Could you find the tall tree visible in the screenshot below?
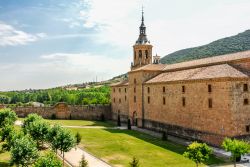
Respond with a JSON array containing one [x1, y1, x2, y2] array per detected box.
[[10, 134, 39, 167]]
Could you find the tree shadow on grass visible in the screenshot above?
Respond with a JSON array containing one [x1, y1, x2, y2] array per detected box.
[[0, 162, 11, 167], [104, 129, 225, 166]]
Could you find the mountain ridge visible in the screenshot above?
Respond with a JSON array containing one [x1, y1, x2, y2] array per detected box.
[[161, 30, 250, 64]]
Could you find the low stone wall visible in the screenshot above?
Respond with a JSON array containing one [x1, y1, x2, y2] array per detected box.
[[140, 118, 226, 146], [6, 103, 112, 121]]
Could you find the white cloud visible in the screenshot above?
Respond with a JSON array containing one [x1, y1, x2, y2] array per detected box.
[[0, 22, 46, 46], [0, 52, 130, 91], [82, 0, 250, 56]]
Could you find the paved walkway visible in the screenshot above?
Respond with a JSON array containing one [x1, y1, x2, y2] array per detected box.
[[14, 120, 112, 167], [58, 147, 112, 167]]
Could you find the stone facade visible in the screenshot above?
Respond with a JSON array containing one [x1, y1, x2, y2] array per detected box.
[[110, 12, 250, 146]]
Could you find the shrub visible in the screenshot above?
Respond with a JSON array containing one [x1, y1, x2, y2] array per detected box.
[[129, 157, 139, 167], [183, 142, 212, 167], [79, 155, 88, 167], [222, 138, 250, 167], [117, 114, 121, 127], [75, 132, 82, 145], [162, 131, 167, 141], [127, 118, 131, 130]]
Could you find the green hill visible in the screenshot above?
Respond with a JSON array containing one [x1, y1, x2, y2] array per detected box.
[[161, 30, 250, 64]]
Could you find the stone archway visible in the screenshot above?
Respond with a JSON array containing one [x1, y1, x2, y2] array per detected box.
[[54, 102, 70, 119]]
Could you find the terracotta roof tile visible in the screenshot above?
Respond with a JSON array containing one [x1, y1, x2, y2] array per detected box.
[[110, 80, 129, 87], [163, 50, 250, 72], [146, 64, 249, 84], [131, 64, 166, 72]]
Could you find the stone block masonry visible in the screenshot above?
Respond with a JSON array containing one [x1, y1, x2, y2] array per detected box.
[[5, 102, 112, 121]]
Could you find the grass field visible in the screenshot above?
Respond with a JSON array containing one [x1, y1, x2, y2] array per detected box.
[[69, 128, 224, 167], [9, 118, 225, 167], [18, 117, 115, 127]]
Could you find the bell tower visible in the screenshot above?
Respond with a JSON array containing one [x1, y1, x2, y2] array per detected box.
[[131, 8, 153, 70]]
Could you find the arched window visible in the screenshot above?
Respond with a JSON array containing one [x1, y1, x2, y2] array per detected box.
[[145, 50, 148, 59], [134, 51, 136, 60], [139, 50, 142, 58]]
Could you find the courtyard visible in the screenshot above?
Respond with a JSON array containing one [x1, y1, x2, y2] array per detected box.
[[1, 118, 224, 167]]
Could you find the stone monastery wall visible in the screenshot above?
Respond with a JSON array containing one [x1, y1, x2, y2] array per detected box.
[[6, 103, 112, 121]]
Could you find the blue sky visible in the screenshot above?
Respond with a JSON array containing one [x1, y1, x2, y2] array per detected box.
[[0, 0, 250, 90]]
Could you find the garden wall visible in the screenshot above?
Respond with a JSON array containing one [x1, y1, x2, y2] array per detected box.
[[5, 103, 112, 121]]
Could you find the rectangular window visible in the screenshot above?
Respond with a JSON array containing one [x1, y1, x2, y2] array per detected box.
[[163, 97, 166, 105], [246, 125, 250, 132], [134, 87, 136, 93], [134, 96, 136, 103], [148, 96, 150, 104], [125, 88, 127, 93], [113, 88, 115, 93], [113, 98, 115, 103], [182, 97, 186, 107], [134, 78, 136, 84], [182, 86, 185, 93], [244, 84, 248, 92], [244, 98, 249, 105], [208, 84, 212, 93], [148, 87, 150, 93], [163, 86, 165, 93], [208, 98, 213, 108], [119, 98, 121, 103], [119, 88, 121, 93], [125, 95, 127, 101]]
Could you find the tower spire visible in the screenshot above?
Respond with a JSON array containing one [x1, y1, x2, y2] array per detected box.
[[136, 6, 149, 44]]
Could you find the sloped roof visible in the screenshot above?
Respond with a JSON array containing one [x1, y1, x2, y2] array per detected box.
[[131, 64, 166, 72], [130, 50, 250, 73], [146, 64, 249, 84], [110, 80, 129, 87], [163, 50, 250, 72]]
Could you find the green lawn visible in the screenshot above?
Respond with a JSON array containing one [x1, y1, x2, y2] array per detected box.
[[18, 117, 115, 127], [45, 119, 115, 127], [69, 128, 224, 167]]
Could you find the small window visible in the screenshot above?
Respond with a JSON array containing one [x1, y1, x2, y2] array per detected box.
[[113, 98, 115, 103], [208, 98, 213, 108], [244, 98, 249, 105], [148, 87, 150, 93], [246, 125, 250, 132], [163, 97, 166, 105], [125, 95, 127, 101], [182, 86, 185, 93], [119, 98, 121, 103], [134, 87, 136, 93], [145, 50, 148, 59], [119, 88, 121, 93], [134, 78, 136, 84], [134, 51, 136, 59], [134, 96, 136, 103], [208, 84, 212, 93], [125, 88, 127, 93], [182, 97, 186, 107], [148, 96, 150, 104], [163, 86, 165, 93], [244, 84, 248, 92], [113, 88, 115, 93]]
